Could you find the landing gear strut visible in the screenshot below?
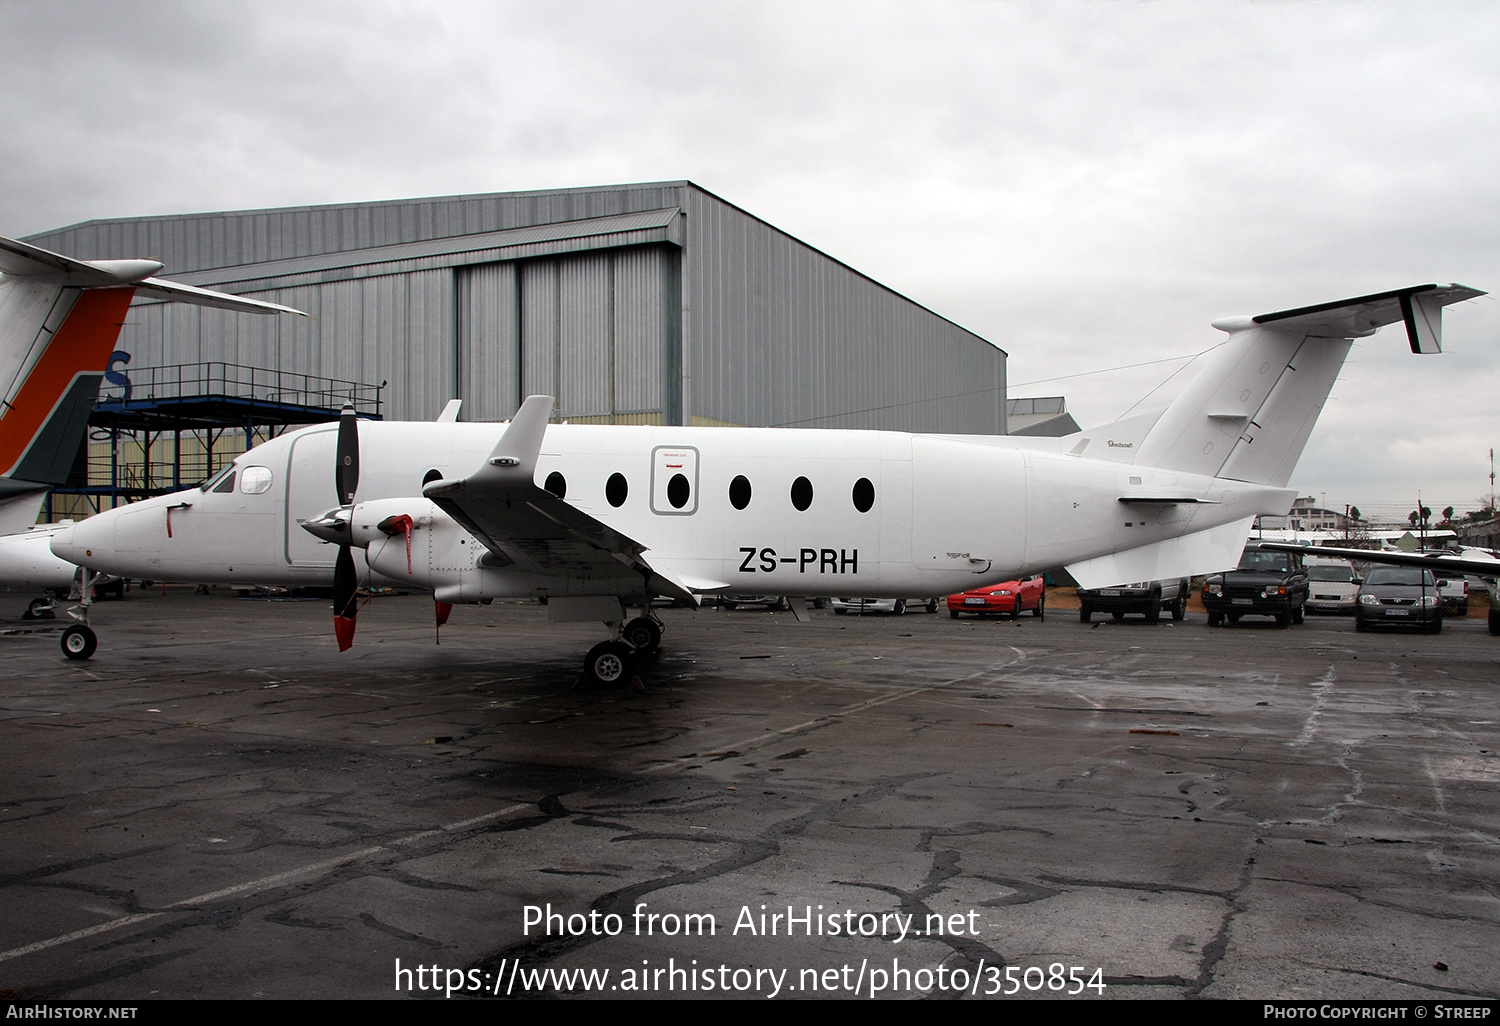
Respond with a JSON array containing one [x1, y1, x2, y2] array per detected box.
[[579, 602, 666, 689], [60, 568, 105, 660]]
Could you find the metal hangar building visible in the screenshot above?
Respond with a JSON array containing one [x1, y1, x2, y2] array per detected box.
[[25, 181, 1006, 434]]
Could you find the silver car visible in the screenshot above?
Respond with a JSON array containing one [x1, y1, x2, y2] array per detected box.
[[1355, 567, 1443, 633]]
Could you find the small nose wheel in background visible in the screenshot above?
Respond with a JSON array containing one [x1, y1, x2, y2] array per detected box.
[[61, 624, 97, 660]]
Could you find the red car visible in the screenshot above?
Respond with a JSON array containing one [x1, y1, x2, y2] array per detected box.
[[947, 576, 1046, 619]]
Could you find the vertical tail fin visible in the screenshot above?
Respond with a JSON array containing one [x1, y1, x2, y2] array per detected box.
[[1066, 284, 1484, 487]]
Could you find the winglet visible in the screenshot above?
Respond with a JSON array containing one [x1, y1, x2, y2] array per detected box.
[[485, 395, 553, 478]]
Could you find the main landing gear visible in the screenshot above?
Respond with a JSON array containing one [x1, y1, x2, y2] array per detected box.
[[580, 609, 665, 689]]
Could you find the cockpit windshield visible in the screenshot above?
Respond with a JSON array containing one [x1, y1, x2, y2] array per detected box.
[[201, 465, 235, 493]]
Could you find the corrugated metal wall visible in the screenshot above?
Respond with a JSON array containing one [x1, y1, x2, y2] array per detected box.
[[32, 183, 1004, 433], [682, 191, 1004, 433]]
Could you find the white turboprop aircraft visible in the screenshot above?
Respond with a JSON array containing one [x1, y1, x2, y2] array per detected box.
[[0, 234, 306, 621], [51, 283, 1482, 683]]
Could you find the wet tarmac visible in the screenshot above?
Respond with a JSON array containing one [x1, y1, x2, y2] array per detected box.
[[1, 587, 1497, 1000]]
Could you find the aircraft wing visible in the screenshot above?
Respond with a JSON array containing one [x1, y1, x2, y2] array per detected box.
[[1252, 283, 1484, 353], [1258, 542, 1500, 580], [422, 395, 699, 605]]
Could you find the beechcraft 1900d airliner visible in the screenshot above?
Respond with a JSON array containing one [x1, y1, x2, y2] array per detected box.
[[50, 283, 1482, 684]]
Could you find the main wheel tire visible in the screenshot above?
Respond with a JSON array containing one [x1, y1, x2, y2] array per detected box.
[[583, 640, 635, 689], [622, 616, 662, 655], [61, 624, 97, 661], [1080, 606, 1092, 623], [24, 597, 53, 620], [894, 599, 906, 615], [772, 597, 789, 612], [926, 598, 939, 613]]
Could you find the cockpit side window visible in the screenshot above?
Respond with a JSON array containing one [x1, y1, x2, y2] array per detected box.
[[201, 466, 235, 493], [240, 466, 273, 494], [212, 470, 238, 494]]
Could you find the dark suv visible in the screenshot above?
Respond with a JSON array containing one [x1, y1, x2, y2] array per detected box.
[[1202, 545, 1308, 628]]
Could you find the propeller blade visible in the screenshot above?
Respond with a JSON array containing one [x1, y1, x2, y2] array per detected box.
[[334, 543, 359, 651], [336, 404, 360, 506]]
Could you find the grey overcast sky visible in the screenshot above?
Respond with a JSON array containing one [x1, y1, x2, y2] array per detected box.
[[2, 0, 1495, 520]]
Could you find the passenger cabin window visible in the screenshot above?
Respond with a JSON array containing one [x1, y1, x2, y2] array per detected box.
[[729, 475, 751, 510], [544, 471, 567, 499], [606, 473, 628, 507], [667, 473, 690, 509], [240, 466, 273, 494], [791, 476, 813, 511], [852, 477, 875, 513]]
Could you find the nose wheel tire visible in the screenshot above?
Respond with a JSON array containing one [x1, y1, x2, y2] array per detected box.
[[622, 617, 662, 655], [61, 624, 97, 661], [583, 640, 636, 689]]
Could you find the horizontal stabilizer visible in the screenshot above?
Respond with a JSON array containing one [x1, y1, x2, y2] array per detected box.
[[1251, 283, 1483, 353], [1066, 516, 1256, 590], [0, 235, 161, 284], [132, 277, 309, 317]]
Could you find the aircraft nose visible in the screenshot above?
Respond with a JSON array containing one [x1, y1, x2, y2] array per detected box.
[[48, 523, 79, 564]]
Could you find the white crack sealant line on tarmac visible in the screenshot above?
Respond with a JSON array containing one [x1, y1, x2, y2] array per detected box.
[[662, 647, 1030, 769], [0, 802, 532, 964], [1290, 665, 1336, 748]]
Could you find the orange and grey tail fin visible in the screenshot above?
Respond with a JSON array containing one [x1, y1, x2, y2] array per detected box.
[[0, 235, 306, 491]]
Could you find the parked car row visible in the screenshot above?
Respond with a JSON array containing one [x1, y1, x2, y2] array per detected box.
[[713, 544, 1482, 636]]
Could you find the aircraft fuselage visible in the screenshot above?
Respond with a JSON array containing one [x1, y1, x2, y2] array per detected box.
[[53, 420, 1292, 600]]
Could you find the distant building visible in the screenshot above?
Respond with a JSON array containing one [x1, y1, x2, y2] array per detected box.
[[26, 182, 1006, 433], [1255, 496, 1352, 533]]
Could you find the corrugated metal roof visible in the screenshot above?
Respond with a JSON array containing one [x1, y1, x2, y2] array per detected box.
[[148, 208, 684, 294]]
